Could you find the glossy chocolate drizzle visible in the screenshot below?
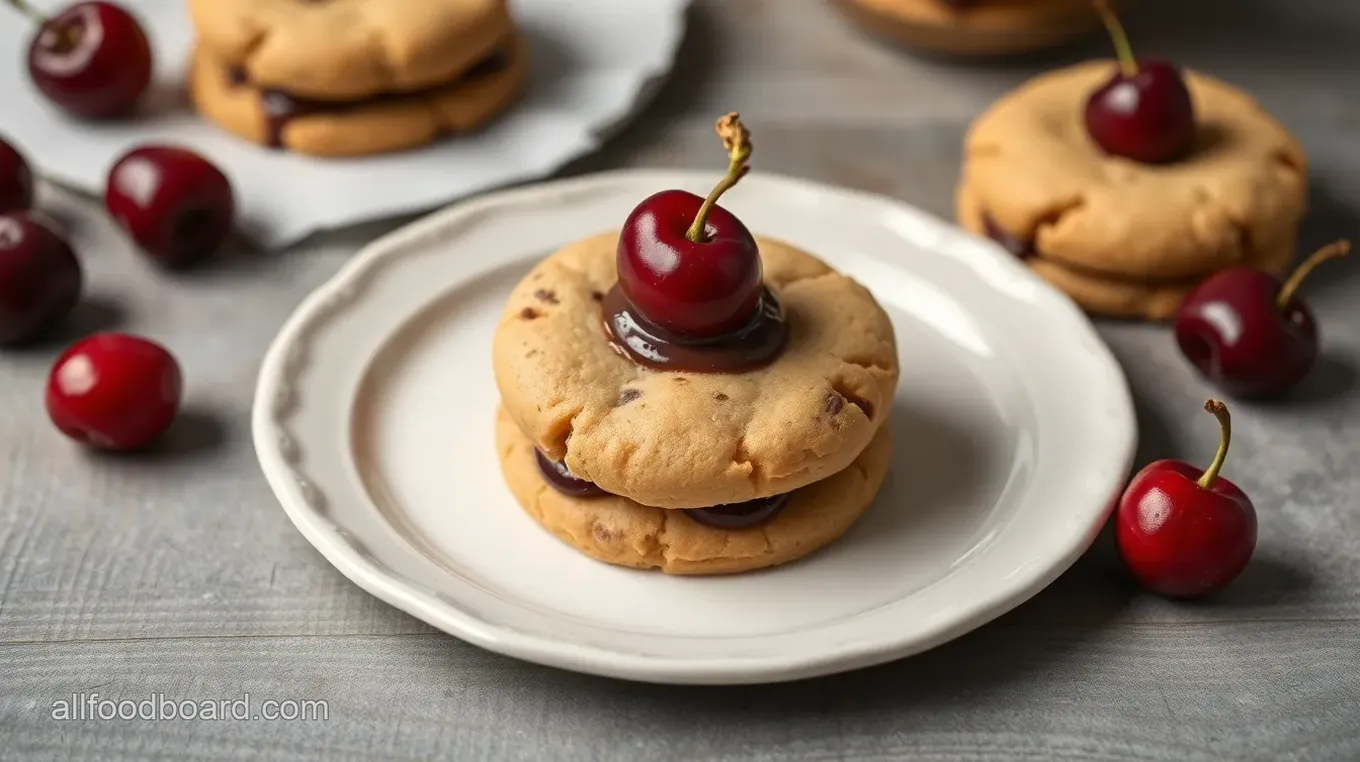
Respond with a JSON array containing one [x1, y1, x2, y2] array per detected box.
[[534, 450, 607, 498], [601, 284, 788, 374], [532, 452, 789, 530], [981, 213, 1037, 260], [225, 46, 510, 149]]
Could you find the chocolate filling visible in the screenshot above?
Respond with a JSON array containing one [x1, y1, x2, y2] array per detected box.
[[225, 45, 511, 148], [534, 450, 607, 498], [533, 452, 789, 530], [600, 284, 788, 374]]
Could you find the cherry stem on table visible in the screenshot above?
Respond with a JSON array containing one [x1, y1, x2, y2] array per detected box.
[[1277, 239, 1350, 309], [685, 112, 753, 244], [1092, 0, 1138, 79], [1196, 400, 1232, 490], [4, 0, 47, 24]]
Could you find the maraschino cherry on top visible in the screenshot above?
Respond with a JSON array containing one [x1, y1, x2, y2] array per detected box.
[[1084, 0, 1196, 164], [1116, 400, 1257, 599], [616, 113, 764, 340], [1176, 240, 1350, 398], [5, 0, 153, 118]]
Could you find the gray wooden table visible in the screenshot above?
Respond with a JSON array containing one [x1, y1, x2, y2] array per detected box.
[[3, 0, 1358, 759]]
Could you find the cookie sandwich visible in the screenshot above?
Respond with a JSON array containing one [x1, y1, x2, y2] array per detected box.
[[834, 0, 1106, 58], [187, 0, 527, 157], [492, 115, 900, 575], [956, 1, 1307, 320]]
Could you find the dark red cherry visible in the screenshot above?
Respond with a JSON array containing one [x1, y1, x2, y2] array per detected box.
[[105, 145, 236, 267], [0, 137, 35, 214], [1084, 1, 1195, 164], [1116, 400, 1257, 599], [1175, 241, 1348, 398], [616, 114, 762, 339], [18, 0, 154, 119], [0, 212, 82, 345], [46, 332, 182, 451]]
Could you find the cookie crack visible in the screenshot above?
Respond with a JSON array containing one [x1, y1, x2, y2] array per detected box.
[[239, 22, 269, 66], [364, 26, 400, 92], [1031, 195, 1086, 245], [838, 355, 895, 374], [656, 509, 675, 565], [731, 438, 761, 486], [548, 406, 586, 461], [829, 381, 874, 422], [1270, 147, 1305, 176]]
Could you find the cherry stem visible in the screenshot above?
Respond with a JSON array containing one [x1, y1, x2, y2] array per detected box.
[[1276, 239, 1350, 310], [1092, 0, 1137, 79], [1196, 400, 1231, 491], [685, 112, 753, 244], [5, 0, 47, 24]]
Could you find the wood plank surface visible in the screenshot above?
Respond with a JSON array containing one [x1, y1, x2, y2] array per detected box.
[[2, 0, 1358, 759]]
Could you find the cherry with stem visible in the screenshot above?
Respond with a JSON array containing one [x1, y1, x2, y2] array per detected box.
[[1115, 400, 1258, 599], [684, 115, 753, 244], [7, 0, 154, 119], [1175, 240, 1350, 398], [616, 113, 764, 339], [1083, 0, 1195, 164]]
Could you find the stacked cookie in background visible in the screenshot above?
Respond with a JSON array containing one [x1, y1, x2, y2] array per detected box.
[[491, 116, 901, 575], [954, 3, 1308, 321], [187, 0, 527, 157]]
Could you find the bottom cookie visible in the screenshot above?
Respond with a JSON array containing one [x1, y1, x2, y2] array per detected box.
[[189, 34, 529, 157], [955, 183, 1295, 320], [495, 406, 893, 575]]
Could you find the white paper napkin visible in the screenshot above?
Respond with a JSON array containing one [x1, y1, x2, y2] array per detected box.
[[0, 0, 691, 248]]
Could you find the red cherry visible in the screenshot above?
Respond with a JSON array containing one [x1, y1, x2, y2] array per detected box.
[[46, 332, 182, 451], [1175, 241, 1348, 398], [0, 212, 82, 345], [1116, 400, 1257, 599], [0, 136, 35, 213], [1084, 1, 1195, 164], [105, 145, 236, 267], [616, 113, 762, 339], [15, 0, 154, 119]]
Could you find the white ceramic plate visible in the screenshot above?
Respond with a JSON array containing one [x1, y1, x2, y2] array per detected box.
[[0, 0, 689, 247], [252, 169, 1137, 685]]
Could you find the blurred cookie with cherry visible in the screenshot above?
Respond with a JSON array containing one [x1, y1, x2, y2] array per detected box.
[[187, 0, 528, 157], [955, 1, 1307, 320]]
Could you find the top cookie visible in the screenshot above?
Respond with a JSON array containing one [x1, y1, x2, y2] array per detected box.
[[492, 231, 899, 510], [188, 0, 513, 100], [961, 60, 1307, 280]]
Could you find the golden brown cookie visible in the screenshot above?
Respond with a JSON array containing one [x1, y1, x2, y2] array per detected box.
[[188, 35, 527, 157], [491, 230, 899, 511], [832, 0, 1103, 57], [496, 406, 893, 575], [959, 59, 1307, 283], [956, 181, 1297, 320], [187, 0, 513, 101]]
